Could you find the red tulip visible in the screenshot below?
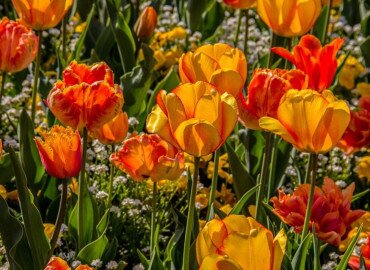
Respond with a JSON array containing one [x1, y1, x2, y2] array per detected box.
[[348, 234, 370, 270]]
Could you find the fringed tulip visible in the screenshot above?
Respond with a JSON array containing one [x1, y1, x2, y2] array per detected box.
[[47, 61, 124, 131], [238, 68, 308, 130], [259, 89, 350, 154], [223, 0, 256, 9], [134, 6, 157, 40], [179, 44, 247, 97], [348, 235, 370, 270], [272, 35, 344, 91], [12, 0, 73, 30], [257, 0, 322, 37], [271, 177, 365, 246], [35, 125, 82, 179], [146, 81, 238, 157], [0, 17, 38, 73], [111, 134, 184, 182], [90, 111, 129, 145], [196, 215, 287, 270]]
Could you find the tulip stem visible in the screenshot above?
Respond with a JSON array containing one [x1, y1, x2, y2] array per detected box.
[[150, 181, 157, 259], [48, 178, 68, 259], [255, 132, 273, 223], [62, 19, 67, 62], [78, 127, 88, 251], [107, 144, 115, 209], [267, 135, 278, 199], [321, 0, 333, 44], [31, 30, 43, 123], [182, 157, 200, 270], [301, 153, 318, 240], [206, 149, 220, 221], [0, 71, 6, 112], [234, 10, 243, 47], [244, 10, 249, 81]]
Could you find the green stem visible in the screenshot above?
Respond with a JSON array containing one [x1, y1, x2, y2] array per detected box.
[[244, 10, 249, 81], [107, 144, 115, 209], [321, 0, 333, 44], [62, 19, 67, 62], [255, 132, 273, 223], [182, 157, 200, 270], [267, 135, 278, 199], [150, 181, 157, 259], [0, 71, 6, 112], [301, 153, 318, 239], [48, 178, 68, 259], [78, 127, 88, 251], [234, 10, 243, 47], [31, 31, 43, 122], [304, 153, 314, 184], [206, 150, 220, 221], [267, 33, 278, 67]]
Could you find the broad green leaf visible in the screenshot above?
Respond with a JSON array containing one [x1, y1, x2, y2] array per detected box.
[[137, 249, 150, 268], [77, 231, 109, 263], [97, 209, 109, 236], [360, 36, 370, 67], [229, 185, 260, 215], [148, 250, 165, 270], [186, 0, 207, 32], [312, 230, 322, 270], [0, 153, 14, 184], [101, 237, 118, 265], [291, 233, 313, 270], [202, 1, 225, 40], [336, 224, 363, 270], [361, 11, 370, 36]]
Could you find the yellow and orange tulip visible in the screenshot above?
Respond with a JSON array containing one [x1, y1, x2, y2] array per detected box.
[[134, 6, 157, 40], [44, 257, 70, 270], [179, 44, 247, 97], [111, 134, 184, 182], [35, 125, 82, 179], [146, 82, 238, 157], [0, 17, 38, 73], [321, 0, 342, 6], [257, 0, 322, 37], [196, 215, 287, 270], [223, 0, 256, 9], [12, 0, 73, 30], [47, 61, 124, 131], [259, 89, 350, 154]]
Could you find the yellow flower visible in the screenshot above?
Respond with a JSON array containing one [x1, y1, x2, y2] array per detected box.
[[322, 0, 342, 6], [338, 55, 365, 89], [356, 156, 370, 184], [207, 153, 233, 184], [44, 223, 55, 239], [259, 89, 350, 154], [357, 82, 370, 97], [339, 212, 370, 251], [160, 27, 187, 41], [0, 185, 7, 199], [199, 254, 243, 270]]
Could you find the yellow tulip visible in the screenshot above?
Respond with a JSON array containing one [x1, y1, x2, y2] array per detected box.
[[257, 0, 322, 37], [146, 82, 238, 157], [356, 156, 370, 184], [196, 215, 287, 270], [259, 89, 350, 154]]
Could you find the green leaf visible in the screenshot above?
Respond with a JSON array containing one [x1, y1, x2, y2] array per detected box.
[[77, 231, 109, 263], [362, 11, 370, 37], [360, 36, 370, 67], [0, 153, 14, 185], [336, 224, 363, 270], [352, 189, 370, 203], [148, 250, 165, 270], [229, 185, 260, 215], [291, 233, 313, 270], [313, 6, 328, 41], [97, 210, 109, 236], [101, 237, 118, 265], [312, 230, 322, 270], [202, 1, 225, 40], [18, 110, 44, 189], [186, 0, 207, 32], [8, 147, 50, 269], [137, 249, 150, 268]]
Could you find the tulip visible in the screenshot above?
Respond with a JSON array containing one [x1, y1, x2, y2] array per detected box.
[[337, 55, 365, 90], [44, 257, 70, 270], [272, 35, 344, 91], [257, 0, 322, 37], [146, 81, 238, 157], [0, 17, 38, 73], [259, 89, 350, 154], [90, 111, 129, 145], [111, 134, 184, 182], [238, 68, 308, 130], [35, 125, 82, 179], [348, 234, 370, 270], [358, 83, 370, 97], [356, 156, 370, 183], [12, 0, 73, 30], [340, 212, 370, 251], [196, 215, 287, 270], [223, 0, 256, 9], [271, 177, 365, 246], [47, 61, 124, 131], [178, 44, 247, 97], [134, 6, 157, 40], [321, 0, 342, 6]]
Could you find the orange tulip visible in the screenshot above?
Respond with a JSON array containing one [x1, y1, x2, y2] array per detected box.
[[271, 177, 365, 246], [35, 125, 82, 179], [257, 0, 322, 37], [134, 6, 157, 40], [44, 257, 70, 270], [348, 234, 370, 270], [76, 266, 94, 270], [259, 89, 350, 154], [178, 44, 247, 97], [322, 0, 342, 6], [146, 82, 238, 157], [223, 0, 256, 9], [90, 110, 129, 145], [47, 61, 124, 131], [0, 17, 38, 73], [12, 0, 73, 30], [238, 68, 308, 130], [272, 35, 344, 91], [111, 134, 184, 182], [196, 215, 287, 270]]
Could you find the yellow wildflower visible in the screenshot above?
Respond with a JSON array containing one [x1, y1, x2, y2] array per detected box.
[[44, 223, 55, 239], [356, 156, 370, 184], [338, 55, 365, 89], [357, 82, 370, 97], [207, 153, 233, 184], [0, 185, 6, 199]]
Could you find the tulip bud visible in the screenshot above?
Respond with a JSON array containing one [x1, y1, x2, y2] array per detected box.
[[134, 6, 158, 40]]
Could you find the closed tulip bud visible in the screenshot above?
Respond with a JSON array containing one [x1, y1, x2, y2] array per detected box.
[[179, 43, 247, 97], [47, 61, 124, 131], [257, 0, 322, 37], [260, 89, 350, 154], [0, 18, 38, 73], [134, 6, 157, 40], [12, 0, 73, 30], [90, 111, 129, 145], [111, 134, 184, 182], [35, 125, 82, 179], [223, 0, 256, 9], [196, 215, 287, 270], [146, 82, 238, 157]]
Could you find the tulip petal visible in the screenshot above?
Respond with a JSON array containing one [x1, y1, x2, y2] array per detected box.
[[210, 70, 244, 97], [259, 116, 296, 146], [272, 229, 287, 270], [199, 255, 243, 270]]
